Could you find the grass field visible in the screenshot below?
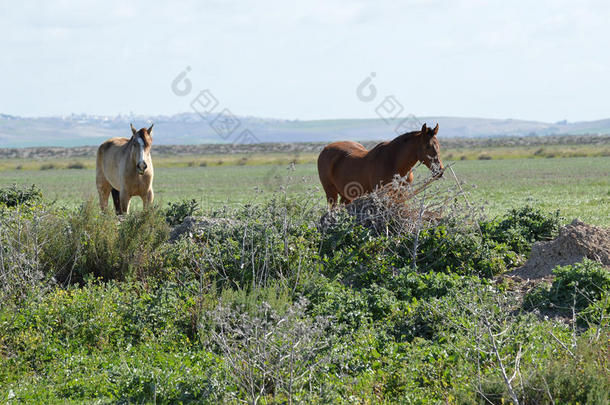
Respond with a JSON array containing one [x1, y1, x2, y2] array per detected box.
[[0, 156, 608, 225]]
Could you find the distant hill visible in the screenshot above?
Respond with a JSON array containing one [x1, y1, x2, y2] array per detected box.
[[1, 113, 610, 148]]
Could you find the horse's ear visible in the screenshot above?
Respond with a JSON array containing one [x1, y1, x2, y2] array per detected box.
[[420, 123, 427, 134], [432, 123, 439, 136], [147, 124, 154, 137], [130, 123, 137, 136]]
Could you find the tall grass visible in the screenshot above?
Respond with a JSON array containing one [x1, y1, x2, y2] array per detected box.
[[41, 201, 170, 283]]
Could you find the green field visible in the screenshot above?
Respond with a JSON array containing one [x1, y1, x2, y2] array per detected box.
[[0, 156, 608, 225]]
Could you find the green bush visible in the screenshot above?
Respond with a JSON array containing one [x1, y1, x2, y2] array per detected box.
[[165, 199, 201, 225], [390, 270, 484, 302], [320, 232, 398, 288], [183, 199, 320, 291], [303, 276, 370, 333], [481, 205, 561, 254], [524, 259, 610, 323], [0, 184, 42, 209], [515, 334, 610, 404], [413, 226, 515, 277], [66, 162, 86, 169], [117, 207, 171, 281], [0, 281, 222, 403], [321, 215, 518, 282], [41, 201, 170, 283], [579, 292, 610, 326]]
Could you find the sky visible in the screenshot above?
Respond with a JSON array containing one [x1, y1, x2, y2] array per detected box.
[[1, 0, 609, 122]]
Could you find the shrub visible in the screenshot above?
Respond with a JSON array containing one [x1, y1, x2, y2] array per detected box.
[[66, 162, 86, 169], [205, 298, 331, 403], [550, 259, 610, 310], [303, 276, 370, 332], [390, 270, 484, 302], [0, 184, 42, 209], [516, 334, 610, 404], [320, 228, 398, 288], [41, 201, 170, 283], [41, 201, 120, 283], [412, 226, 512, 277], [0, 281, 187, 355], [481, 205, 561, 254], [165, 199, 201, 225], [524, 259, 610, 323], [117, 207, 171, 281], [183, 199, 320, 291], [321, 205, 519, 281], [0, 209, 50, 302], [0, 281, 222, 403]]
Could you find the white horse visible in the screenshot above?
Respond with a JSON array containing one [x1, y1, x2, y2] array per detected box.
[[96, 124, 154, 214]]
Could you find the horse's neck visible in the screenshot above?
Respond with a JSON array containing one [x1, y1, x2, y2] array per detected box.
[[382, 140, 418, 177]]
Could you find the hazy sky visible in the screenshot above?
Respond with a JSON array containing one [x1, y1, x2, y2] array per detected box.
[[1, 0, 609, 122]]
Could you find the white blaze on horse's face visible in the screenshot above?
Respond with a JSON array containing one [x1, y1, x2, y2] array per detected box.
[[136, 137, 147, 174]]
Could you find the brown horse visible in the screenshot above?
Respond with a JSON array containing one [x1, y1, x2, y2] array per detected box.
[[317, 123, 443, 206], [96, 124, 154, 214]]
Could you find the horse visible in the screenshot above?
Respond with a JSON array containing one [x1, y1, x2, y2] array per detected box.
[[96, 124, 154, 214], [317, 123, 444, 206]]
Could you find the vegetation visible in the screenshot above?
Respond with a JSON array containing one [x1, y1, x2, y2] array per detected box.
[[481, 205, 562, 254], [0, 184, 42, 209], [165, 199, 202, 226], [0, 184, 608, 403], [524, 259, 610, 325]]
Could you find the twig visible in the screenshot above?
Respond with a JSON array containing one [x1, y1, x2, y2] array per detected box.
[[548, 331, 575, 358]]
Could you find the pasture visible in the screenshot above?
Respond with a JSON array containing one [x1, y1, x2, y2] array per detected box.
[[0, 155, 608, 225]]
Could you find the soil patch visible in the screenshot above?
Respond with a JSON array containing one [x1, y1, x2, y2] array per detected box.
[[511, 219, 610, 280]]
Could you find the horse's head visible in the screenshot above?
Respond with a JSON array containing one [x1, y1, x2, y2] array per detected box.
[[130, 123, 153, 175], [416, 123, 444, 177]]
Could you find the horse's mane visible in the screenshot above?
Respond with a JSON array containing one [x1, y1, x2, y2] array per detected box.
[[367, 129, 421, 156], [392, 130, 422, 143]]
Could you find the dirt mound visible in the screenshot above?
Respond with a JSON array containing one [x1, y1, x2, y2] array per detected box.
[[511, 219, 610, 279]]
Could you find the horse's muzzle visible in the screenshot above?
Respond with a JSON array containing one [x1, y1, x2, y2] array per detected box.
[[137, 162, 147, 175], [434, 166, 445, 178]]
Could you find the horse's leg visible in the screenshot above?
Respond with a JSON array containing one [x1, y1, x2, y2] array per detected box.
[[339, 195, 352, 205], [111, 189, 121, 214], [142, 188, 154, 209], [323, 184, 339, 207], [97, 180, 112, 212], [119, 190, 131, 215]]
